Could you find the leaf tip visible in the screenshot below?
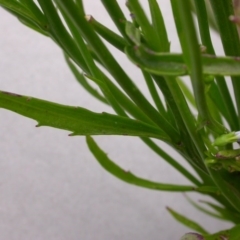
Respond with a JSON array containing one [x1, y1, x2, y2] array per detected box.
[[166, 206, 171, 211], [69, 132, 78, 136], [35, 123, 42, 127]]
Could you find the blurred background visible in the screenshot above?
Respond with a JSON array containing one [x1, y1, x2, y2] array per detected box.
[[0, 1, 233, 239]]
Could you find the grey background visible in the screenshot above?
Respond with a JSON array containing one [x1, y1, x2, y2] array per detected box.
[[0, 1, 233, 239]]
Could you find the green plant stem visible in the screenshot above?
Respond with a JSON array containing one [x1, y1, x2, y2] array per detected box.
[[193, 0, 238, 131], [171, 0, 226, 134], [209, 0, 240, 128], [152, 76, 188, 136], [148, 0, 170, 52], [153, 75, 210, 176], [208, 82, 236, 131], [126, 0, 161, 51], [100, 0, 131, 42], [176, 78, 196, 108], [141, 71, 167, 116], [165, 76, 206, 159], [75, 0, 84, 16]]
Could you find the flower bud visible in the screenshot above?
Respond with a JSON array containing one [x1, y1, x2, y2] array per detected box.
[[213, 131, 240, 146], [181, 232, 204, 240]]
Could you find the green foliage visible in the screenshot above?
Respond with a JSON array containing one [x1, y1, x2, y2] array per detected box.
[[1, 0, 240, 237], [0, 91, 169, 140], [167, 207, 209, 234], [86, 136, 196, 192]]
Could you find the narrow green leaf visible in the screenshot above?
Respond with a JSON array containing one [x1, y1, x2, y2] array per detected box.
[[86, 136, 196, 192], [20, 0, 47, 24], [192, 0, 215, 55], [0, 90, 170, 141], [200, 200, 240, 223], [17, 16, 48, 36], [82, 74, 127, 117], [171, 0, 210, 129], [206, 96, 223, 127], [125, 46, 240, 77], [75, 0, 84, 16], [125, 2, 139, 28], [64, 56, 108, 105], [126, 0, 161, 51], [208, 168, 240, 213], [208, 82, 237, 131], [209, 0, 240, 127], [37, 0, 90, 74], [184, 195, 223, 220], [204, 224, 240, 240], [125, 21, 142, 46], [86, 15, 127, 52], [56, 5, 127, 116], [177, 78, 196, 108], [141, 71, 168, 116], [83, 74, 156, 125], [190, 0, 217, 32], [101, 0, 131, 42], [2, 6, 48, 36], [209, 0, 240, 56], [148, 0, 170, 52], [191, 0, 238, 132], [57, 6, 128, 118], [163, 75, 207, 165], [0, 0, 37, 22], [167, 207, 209, 234]]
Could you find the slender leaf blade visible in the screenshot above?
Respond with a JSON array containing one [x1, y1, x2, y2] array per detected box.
[[64, 55, 108, 105], [148, 0, 170, 52], [86, 136, 196, 192], [0, 0, 39, 23], [184, 195, 223, 220], [200, 200, 240, 223], [125, 21, 141, 45], [207, 168, 240, 213], [0, 90, 170, 140], [167, 207, 209, 234], [204, 224, 240, 240]]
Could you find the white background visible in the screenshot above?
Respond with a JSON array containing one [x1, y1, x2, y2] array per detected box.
[[0, 1, 233, 239]]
